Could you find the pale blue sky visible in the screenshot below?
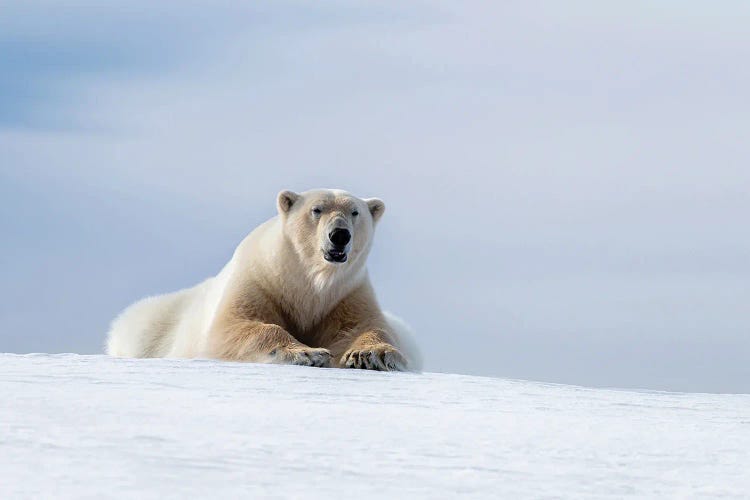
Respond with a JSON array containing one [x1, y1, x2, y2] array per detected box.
[[2, 1, 749, 392]]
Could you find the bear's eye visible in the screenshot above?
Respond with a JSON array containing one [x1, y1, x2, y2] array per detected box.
[[352, 210, 359, 217], [312, 207, 322, 216]]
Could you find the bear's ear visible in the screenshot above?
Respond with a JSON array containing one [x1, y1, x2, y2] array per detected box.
[[366, 198, 385, 222], [277, 190, 300, 214]]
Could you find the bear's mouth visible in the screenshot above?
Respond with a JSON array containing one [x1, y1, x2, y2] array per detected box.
[[323, 249, 348, 263]]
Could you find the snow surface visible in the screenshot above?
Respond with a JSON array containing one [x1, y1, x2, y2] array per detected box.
[[2, 354, 749, 499]]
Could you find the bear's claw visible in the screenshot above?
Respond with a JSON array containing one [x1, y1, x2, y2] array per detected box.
[[342, 344, 407, 371], [272, 346, 332, 368]]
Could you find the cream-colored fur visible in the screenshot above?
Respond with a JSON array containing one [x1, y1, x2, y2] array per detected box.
[[106, 189, 421, 371]]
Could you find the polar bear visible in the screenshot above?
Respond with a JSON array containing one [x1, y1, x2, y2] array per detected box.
[[106, 189, 421, 371]]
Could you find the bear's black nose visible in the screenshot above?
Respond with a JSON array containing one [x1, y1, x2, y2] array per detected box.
[[329, 228, 351, 247]]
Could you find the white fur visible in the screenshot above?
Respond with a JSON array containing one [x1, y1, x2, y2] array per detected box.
[[383, 311, 423, 372], [106, 264, 233, 359]]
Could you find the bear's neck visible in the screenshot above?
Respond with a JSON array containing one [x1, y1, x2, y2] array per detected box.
[[252, 228, 368, 331]]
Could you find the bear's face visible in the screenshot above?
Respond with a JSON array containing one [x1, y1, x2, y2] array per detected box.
[[277, 189, 384, 267]]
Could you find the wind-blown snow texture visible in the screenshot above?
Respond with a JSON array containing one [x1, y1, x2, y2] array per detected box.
[[2, 354, 749, 498]]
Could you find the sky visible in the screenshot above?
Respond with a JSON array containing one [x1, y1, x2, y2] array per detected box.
[[1, 0, 749, 392]]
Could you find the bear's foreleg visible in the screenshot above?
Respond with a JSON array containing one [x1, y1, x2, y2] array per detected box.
[[322, 283, 409, 371], [210, 320, 332, 367]]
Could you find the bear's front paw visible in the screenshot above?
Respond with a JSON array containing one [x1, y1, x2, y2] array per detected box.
[[270, 346, 332, 368], [341, 344, 407, 371]]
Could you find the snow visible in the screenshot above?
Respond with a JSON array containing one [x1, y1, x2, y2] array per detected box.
[[2, 354, 749, 498]]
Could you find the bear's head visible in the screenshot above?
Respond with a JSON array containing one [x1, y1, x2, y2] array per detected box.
[[277, 189, 385, 269]]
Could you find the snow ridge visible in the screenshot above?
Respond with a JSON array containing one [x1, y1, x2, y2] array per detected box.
[[2, 354, 749, 498]]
